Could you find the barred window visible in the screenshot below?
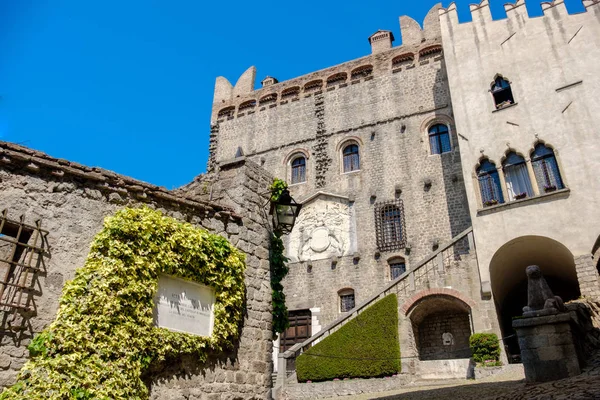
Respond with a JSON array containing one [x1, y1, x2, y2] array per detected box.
[[429, 124, 451, 155], [343, 144, 360, 173], [291, 156, 306, 184], [531, 144, 564, 193], [477, 159, 504, 207], [0, 211, 47, 313], [375, 200, 406, 252], [389, 258, 406, 280], [339, 289, 355, 313]]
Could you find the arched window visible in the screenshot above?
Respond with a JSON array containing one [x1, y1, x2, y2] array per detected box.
[[491, 76, 515, 109], [531, 144, 564, 193], [502, 152, 533, 201], [339, 289, 355, 313], [477, 159, 504, 207], [343, 144, 360, 172], [428, 124, 451, 155], [291, 156, 306, 184], [388, 257, 406, 280]]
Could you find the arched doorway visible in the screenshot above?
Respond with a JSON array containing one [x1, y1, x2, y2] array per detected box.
[[489, 236, 580, 359], [593, 235, 600, 275], [408, 295, 473, 360]]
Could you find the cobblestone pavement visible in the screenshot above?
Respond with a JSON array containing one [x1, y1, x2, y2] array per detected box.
[[325, 351, 600, 400]]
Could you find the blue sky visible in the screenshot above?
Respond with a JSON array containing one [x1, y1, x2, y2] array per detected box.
[[0, 0, 586, 188]]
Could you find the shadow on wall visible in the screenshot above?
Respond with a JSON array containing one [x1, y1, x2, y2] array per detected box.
[[489, 236, 581, 357], [433, 63, 472, 241]]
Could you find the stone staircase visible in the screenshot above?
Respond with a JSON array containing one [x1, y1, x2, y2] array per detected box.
[[273, 227, 476, 395]]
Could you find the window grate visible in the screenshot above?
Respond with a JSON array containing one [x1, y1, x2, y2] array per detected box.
[[0, 210, 47, 314], [340, 293, 355, 312], [375, 199, 406, 252]]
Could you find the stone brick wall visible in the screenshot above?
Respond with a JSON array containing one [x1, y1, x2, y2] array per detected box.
[[209, 18, 472, 332], [0, 142, 274, 399], [415, 312, 471, 361]]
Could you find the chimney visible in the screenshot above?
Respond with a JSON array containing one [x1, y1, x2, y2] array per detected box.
[[368, 30, 395, 54], [261, 76, 278, 87]]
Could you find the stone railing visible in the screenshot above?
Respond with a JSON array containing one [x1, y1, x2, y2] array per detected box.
[[275, 226, 475, 390]]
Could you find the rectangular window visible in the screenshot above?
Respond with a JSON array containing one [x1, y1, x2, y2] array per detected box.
[[0, 212, 45, 313], [390, 263, 406, 280], [374, 199, 406, 252], [340, 293, 355, 312]]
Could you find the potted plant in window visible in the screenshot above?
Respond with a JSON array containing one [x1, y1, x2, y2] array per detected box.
[[514, 192, 527, 200], [483, 199, 498, 207], [544, 184, 557, 193]]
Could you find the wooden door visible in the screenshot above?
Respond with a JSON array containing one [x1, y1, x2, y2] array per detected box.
[[280, 310, 311, 352]]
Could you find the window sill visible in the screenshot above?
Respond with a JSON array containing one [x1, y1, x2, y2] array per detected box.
[[289, 181, 307, 187], [492, 102, 518, 113], [342, 170, 361, 175], [477, 188, 570, 216]]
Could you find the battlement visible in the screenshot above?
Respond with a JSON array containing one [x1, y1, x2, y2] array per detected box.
[[212, 3, 444, 121], [440, 0, 599, 26]]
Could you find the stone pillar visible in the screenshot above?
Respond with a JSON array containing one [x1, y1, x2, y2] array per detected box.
[[177, 157, 275, 399], [575, 254, 600, 299], [513, 313, 580, 382], [512, 265, 581, 383]]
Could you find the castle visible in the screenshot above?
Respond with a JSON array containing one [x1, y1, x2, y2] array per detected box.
[[207, 0, 600, 385], [0, 1, 597, 399]]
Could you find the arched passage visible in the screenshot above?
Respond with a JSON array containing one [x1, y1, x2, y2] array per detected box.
[[593, 235, 600, 275], [407, 295, 473, 361], [490, 236, 580, 358]]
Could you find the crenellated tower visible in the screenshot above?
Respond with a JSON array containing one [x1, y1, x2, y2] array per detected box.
[[439, 0, 600, 356]]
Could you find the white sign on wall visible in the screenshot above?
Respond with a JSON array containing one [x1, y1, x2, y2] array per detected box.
[[153, 274, 216, 337]]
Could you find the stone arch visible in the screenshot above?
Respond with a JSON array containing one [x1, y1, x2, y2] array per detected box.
[[303, 80, 323, 92], [217, 106, 235, 119], [418, 44, 443, 59], [527, 139, 569, 189], [489, 236, 580, 357], [258, 93, 277, 106], [391, 53, 415, 69], [401, 288, 476, 315], [420, 114, 455, 155], [593, 235, 600, 274], [350, 65, 373, 80], [335, 136, 364, 153], [283, 148, 310, 165], [326, 72, 347, 86], [281, 86, 300, 99], [405, 293, 474, 361], [284, 148, 310, 185]]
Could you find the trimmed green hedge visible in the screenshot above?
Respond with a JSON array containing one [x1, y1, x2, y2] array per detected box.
[[296, 294, 400, 382], [0, 207, 246, 399], [469, 333, 501, 363]]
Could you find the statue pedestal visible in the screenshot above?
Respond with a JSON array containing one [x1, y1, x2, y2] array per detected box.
[[513, 312, 581, 383]]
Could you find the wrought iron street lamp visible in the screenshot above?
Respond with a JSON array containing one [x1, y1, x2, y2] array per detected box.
[[269, 189, 302, 234]]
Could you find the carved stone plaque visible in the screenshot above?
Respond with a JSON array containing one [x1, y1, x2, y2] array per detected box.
[[287, 192, 356, 262], [153, 274, 215, 337]]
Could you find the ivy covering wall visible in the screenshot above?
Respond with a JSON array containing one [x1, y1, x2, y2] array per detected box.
[[269, 178, 290, 337], [0, 207, 246, 400], [296, 294, 400, 382]]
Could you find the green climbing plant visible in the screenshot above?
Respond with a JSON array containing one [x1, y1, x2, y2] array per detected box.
[[0, 207, 246, 400], [269, 178, 290, 338]]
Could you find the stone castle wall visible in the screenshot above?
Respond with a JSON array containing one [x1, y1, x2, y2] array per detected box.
[[0, 142, 274, 399], [211, 21, 473, 331]]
